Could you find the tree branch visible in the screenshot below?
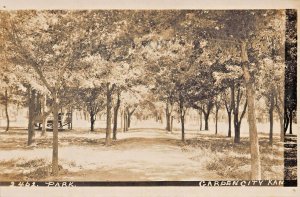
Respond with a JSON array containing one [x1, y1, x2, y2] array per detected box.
[[239, 99, 248, 123], [10, 22, 53, 93], [224, 99, 230, 113]]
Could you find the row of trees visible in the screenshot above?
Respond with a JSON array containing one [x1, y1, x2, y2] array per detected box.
[[0, 10, 296, 180]]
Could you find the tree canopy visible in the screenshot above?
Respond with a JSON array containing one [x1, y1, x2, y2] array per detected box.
[[0, 10, 291, 180]]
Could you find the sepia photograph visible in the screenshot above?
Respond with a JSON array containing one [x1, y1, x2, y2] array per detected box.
[[0, 1, 298, 195]]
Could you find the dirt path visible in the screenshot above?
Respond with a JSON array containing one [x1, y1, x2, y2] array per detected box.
[[52, 129, 222, 181], [0, 128, 222, 181], [58, 137, 220, 181]]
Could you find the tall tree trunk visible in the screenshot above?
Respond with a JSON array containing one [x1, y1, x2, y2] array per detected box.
[[199, 110, 202, 131], [241, 41, 261, 180], [284, 108, 289, 134], [179, 95, 185, 142], [165, 102, 171, 131], [275, 100, 284, 142], [228, 84, 234, 137], [275, 83, 284, 141], [69, 107, 73, 130], [120, 110, 124, 132], [289, 110, 293, 134], [180, 114, 185, 142], [203, 102, 212, 131], [204, 113, 209, 130], [278, 112, 284, 141], [41, 117, 47, 136], [28, 89, 36, 146], [234, 99, 247, 144], [166, 114, 171, 131], [4, 89, 9, 132], [52, 93, 59, 176], [127, 113, 131, 129], [90, 113, 95, 132], [127, 108, 136, 130], [269, 110, 273, 145], [233, 85, 240, 144], [113, 92, 121, 140], [123, 109, 128, 132], [269, 93, 274, 145], [234, 122, 240, 143], [233, 114, 240, 144], [170, 116, 173, 133], [112, 109, 118, 139], [105, 83, 112, 145], [41, 94, 47, 137], [36, 93, 41, 117], [215, 108, 219, 135], [227, 112, 232, 137], [125, 111, 128, 131]]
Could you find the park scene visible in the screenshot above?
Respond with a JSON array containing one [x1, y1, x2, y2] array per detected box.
[[0, 10, 297, 182]]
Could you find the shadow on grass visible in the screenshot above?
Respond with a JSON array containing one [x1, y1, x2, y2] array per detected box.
[[183, 135, 284, 180], [123, 128, 167, 132], [0, 158, 68, 181], [111, 137, 182, 148], [0, 127, 285, 180]]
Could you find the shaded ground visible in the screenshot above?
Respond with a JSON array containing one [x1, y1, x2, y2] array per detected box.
[[0, 127, 284, 181], [183, 135, 284, 180]]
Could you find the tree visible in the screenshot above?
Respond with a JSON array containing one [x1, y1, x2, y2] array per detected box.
[[4, 11, 89, 175], [274, 80, 285, 141], [190, 10, 285, 179], [232, 83, 247, 143], [0, 61, 12, 133], [258, 58, 285, 144], [198, 106, 203, 131], [187, 46, 223, 132], [78, 11, 142, 145], [3, 89, 9, 131], [215, 10, 285, 179], [138, 33, 194, 133], [39, 94, 49, 136], [142, 39, 184, 132], [222, 85, 234, 137], [192, 100, 214, 131], [76, 87, 106, 132], [214, 94, 222, 135], [0, 13, 25, 132], [120, 83, 147, 132], [126, 105, 137, 129], [105, 83, 114, 144], [214, 62, 248, 143], [134, 95, 165, 123], [2, 10, 286, 180], [178, 92, 187, 142], [0, 87, 21, 132], [284, 9, 297, 135], [172, 62, 194, 142], [0, 80, 19, 133], [27, 87, 36, 145], [112, 90, 121, 140]]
